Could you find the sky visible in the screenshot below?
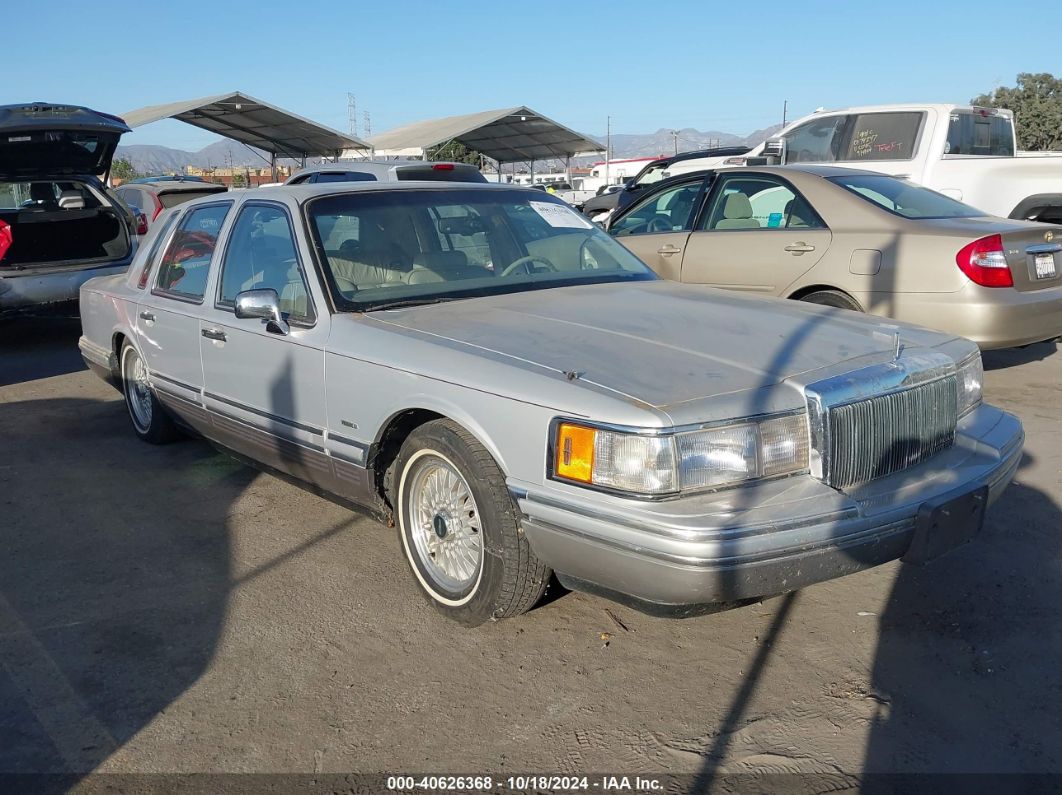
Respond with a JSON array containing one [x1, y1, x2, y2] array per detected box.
[[6, 0, 1054, 152]]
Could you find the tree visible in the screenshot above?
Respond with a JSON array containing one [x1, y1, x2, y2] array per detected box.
[[231, 171, 247, 188], [111, 157, 138, 183], [426, 140, 484, 165], [972, 73, 1062, 150]]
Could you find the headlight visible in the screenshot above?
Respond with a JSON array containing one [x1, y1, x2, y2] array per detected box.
[[552, 413, 810, 497], [955, 351, 983, 417]]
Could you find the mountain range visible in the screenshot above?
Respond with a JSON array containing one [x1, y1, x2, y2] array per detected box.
[[114, 124, 784, 174]]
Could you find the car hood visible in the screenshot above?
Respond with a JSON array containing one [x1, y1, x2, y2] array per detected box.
[[0, 103, 130, 179], [371, 280, 952, 411]]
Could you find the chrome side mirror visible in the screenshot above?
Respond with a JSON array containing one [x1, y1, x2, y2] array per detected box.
[[235, 288, 289, 335]]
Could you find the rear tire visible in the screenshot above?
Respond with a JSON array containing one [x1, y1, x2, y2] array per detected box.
[[121, 342, 179, 444], [796, 290, 862, 312], [393, 419, 550, 626]]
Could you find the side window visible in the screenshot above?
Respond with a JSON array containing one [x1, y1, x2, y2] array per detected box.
[[784, 116, 848, 163], [219, 204, 313, 322], [700, 176, 824, 231], [610, 181, 703, 236], [154, 203, 231, 301], [841, 112, 922, 162]]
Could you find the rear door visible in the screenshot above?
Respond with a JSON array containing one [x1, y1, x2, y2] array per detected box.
[[608, 177, 708, 280], [678, 172, 832, 294], [137, 201, 232, 429]]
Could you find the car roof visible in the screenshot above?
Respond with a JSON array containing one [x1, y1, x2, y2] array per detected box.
[[194, 181, 546, 205]]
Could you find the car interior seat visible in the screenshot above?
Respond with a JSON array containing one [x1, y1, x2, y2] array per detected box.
[[24, 183, 59, 211], [58, 190, 86, 210], [714, 192, 760, 229], [406, 251, 474, 284]]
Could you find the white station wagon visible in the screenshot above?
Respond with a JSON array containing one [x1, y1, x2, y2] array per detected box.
[[79, 182, 1023, 626]]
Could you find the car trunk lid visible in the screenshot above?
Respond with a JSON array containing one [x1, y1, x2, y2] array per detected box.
[[1001, 225, 1062, 292], [0, 103, 130, 179]]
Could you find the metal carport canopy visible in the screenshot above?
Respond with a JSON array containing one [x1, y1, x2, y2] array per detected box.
[[367, 106, 604, 163], [120, 91, 371, 159]]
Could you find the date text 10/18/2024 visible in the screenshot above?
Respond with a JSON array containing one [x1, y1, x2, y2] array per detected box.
[[386, 775, 665, 791]]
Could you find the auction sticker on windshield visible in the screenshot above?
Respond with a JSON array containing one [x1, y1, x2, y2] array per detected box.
[[530, 201, 593, 229]]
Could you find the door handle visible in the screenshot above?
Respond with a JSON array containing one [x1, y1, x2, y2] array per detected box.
[[784, 242, 816, 255], [657, 245, 682, 255], [201, 328, 227, 342], [139, 311, 155, 322]]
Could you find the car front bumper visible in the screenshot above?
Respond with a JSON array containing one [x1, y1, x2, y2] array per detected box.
[[511, 404, 1023, 616], [0, 261, 130, 314]]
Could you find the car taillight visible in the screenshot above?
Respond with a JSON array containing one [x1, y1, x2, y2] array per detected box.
[[956, 234, 1013, 287], [0, 220, 10, 262], [135, 212, 148, 235], [151, 194, 164, 221], [432, 163, 455, 171]]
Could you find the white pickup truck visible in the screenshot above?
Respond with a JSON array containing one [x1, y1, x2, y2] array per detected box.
[[746, 103, 1062, 223]]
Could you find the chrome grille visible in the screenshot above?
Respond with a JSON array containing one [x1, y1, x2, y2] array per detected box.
[[825, 375, 958, 490]]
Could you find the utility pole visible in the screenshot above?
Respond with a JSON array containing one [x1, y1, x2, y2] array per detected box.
[[605, 115, 611, 187], [669, 130, 679, 155], [782, 100, 788, 128], [347, 93, 358, 137]]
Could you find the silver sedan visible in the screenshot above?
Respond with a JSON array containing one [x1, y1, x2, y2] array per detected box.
[[79, 182, 1022, 626]]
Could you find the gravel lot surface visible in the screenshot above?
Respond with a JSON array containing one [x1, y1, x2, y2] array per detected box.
[[2, 316, 1060, 789]]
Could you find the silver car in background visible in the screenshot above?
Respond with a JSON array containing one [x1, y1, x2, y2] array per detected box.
[[79, 182, 1022, 626]]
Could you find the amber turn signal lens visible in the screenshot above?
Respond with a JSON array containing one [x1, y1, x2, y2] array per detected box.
[[555, 423, 596, 483]]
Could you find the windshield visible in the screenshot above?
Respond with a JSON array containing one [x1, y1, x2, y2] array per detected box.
[[827, 174, 984, 219], [307, 188, 656, 311]]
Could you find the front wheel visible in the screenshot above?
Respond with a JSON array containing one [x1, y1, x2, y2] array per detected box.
[[121, 342, 179, 444], [393, 419, 550, 626]]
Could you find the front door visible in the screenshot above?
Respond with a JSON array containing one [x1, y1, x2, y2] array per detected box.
[[198, 201, 331, 487], [679, 173, 832, 294], [609, 177, 706, 281]]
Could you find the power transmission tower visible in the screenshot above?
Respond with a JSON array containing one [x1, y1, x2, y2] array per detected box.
[[347, 93, 358, 137], [363, 110, 371, 138]]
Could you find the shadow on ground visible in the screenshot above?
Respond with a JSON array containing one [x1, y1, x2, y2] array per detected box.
[[863, 452, 1062, 774], [0, 393, 250, 778], [0, 316, 86, 387]]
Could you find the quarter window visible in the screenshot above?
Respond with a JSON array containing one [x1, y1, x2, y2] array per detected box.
[[610, 181, 703, 236], [700, 176, 823, 231], [154, 203, 231, 300], [219, 204, 312, 321]]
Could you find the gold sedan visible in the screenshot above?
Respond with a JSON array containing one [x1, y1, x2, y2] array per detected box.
[[608, 165, 1062, 349]]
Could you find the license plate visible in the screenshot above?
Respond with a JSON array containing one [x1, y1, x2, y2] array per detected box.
[[902, 486, 987, 564], [1034, 252, 1057, 280]]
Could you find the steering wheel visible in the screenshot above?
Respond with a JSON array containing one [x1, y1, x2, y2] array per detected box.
[[500, 256, 558, 277], [646, 216, 672, 233]]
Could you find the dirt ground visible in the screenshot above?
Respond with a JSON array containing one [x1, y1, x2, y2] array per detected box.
[[2, 316, 1061, 790]]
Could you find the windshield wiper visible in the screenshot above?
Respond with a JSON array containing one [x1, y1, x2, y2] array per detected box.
[[362, 296, 456, 312]]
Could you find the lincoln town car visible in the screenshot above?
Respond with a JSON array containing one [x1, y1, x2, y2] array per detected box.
[[78, 182, 1023, 626]]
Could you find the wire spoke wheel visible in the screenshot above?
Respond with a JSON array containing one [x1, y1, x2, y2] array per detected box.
[[407, 455, 483, 594], [124, 347, 153, 431]]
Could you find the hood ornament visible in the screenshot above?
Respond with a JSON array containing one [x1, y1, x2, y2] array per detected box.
[[893, 330, 903, 360]]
